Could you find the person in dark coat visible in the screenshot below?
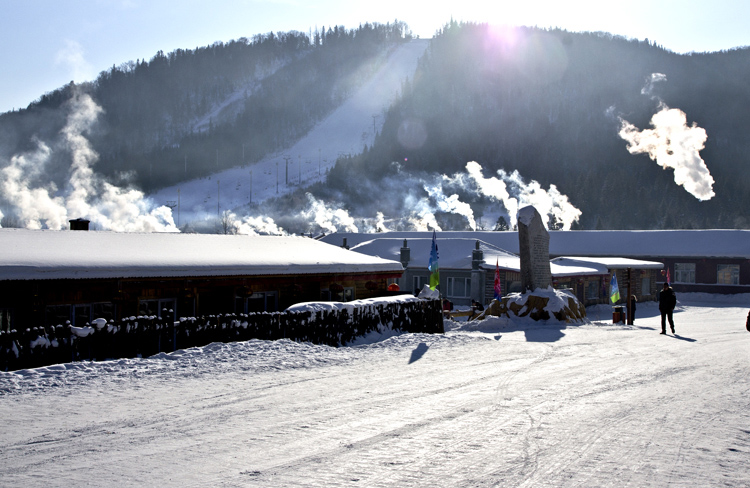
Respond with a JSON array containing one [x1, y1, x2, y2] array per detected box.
[[629, 295, 637, 324], [659, 283, 677, 334]]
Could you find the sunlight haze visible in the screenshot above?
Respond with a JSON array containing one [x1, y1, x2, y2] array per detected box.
[[1, 0, 749, 113]]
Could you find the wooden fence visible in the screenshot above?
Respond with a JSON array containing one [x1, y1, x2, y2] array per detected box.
[[0, 298, 443, 371]]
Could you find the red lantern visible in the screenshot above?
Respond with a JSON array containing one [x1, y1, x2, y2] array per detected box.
[[387, 283, 400, 291]]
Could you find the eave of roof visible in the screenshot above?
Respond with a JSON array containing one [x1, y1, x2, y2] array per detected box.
[[0, 229, 403, 281]]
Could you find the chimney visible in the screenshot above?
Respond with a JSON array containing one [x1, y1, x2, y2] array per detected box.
[[400, 239, 410, 269], [69, 218, 90, 231], [471, 240, 483, 270], [342, 238, 349, 250]]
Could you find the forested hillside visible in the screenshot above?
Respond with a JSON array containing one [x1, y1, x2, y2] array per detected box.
[[328, 22, 750, 229], [1, 20, 749, 230], [0, 21, 411, 192]]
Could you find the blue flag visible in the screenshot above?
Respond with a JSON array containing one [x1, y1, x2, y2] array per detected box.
[[610, 273, 621, 304], [428, 230, 439, 290]]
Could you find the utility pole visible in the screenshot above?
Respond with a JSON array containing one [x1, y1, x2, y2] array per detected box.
[[177, 188, 181, 228], [283, 156, 291, 185], [249, 170, 252, 203], [276, 162, 279, 194], [217, 180, 220, 216], [318, 148, 321, 176]]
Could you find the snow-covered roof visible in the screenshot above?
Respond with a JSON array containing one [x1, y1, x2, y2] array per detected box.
[[0, 229, 403, 281], [552, 256, 664, 271], [349, 237, 625, 277], [350, 238, 520, 271], [323, 230, 750, 259]]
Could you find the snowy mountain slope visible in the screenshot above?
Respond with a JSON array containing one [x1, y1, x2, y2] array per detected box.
[[2, 294, 749, 487], [189, 59, 288, 135], [149, 40, 429, 224]]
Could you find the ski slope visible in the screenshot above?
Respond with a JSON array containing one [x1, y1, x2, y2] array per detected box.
[[149, 40, 429, 224], [2, 294, 749, 487]]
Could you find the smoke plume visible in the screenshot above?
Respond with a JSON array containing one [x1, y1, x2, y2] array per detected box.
[[247, 162, 582, 234], [457, 161, 581, 230], [0, 93, 178, 231], [220, 211, 288, 236], [423, 182, 477, 230], [300, 193, 359, 233], [618, 73, 715, 201]]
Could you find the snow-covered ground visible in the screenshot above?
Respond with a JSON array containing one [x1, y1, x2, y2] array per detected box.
[[149, 40, 429, 223], [2, 293, 749, 487]]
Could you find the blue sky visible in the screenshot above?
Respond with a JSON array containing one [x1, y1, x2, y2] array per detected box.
[[2, 0, 750, 114]]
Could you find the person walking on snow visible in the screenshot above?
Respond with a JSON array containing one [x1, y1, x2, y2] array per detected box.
[[659, 282, 677, 334]]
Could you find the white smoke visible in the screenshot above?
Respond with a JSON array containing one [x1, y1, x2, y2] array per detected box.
[[221, 211, 287, 236], [423, 182, 477, 230], [203, 160, 579, 234], [0, 93, 179, 231], [619, 74, 715, 201], [405, 194, 442, 231], [461, 161, 581, 230], [1, 140, 68, 229], [356, 211, 389, 233], [372, 211, 387, 232], [641, 72, 667, 97], [500, 168, 582, 230], [300, 193, 359, 233]]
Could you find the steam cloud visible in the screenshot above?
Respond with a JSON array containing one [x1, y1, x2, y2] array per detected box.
[[618, 73, 715, 201], [1, 94, 579, 235], [299, 193, 359, 233], [245, 162, 580, 235], [221, 211, 288, 236], [0, 93, 178, 231], [454, 161, 581, 230]]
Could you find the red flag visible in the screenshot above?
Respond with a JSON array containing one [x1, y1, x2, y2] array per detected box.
[[494, 258, 502, 300], [666, 268, 671, 285]]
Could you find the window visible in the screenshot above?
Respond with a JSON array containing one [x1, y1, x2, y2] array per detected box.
[[74, 305, 92, 326], [447, 277, 470, 298], [507, 281, 522, 293], [46, 305, 73, 327], [237, 292, 278, 313], [586, 281, 600, 300], [641, 277, 651, 296], [413, 276, 429, 294], [674, 263, 695, 283], [139, 298, 176, 319], [92, 303, 116, 322], [717, 264, 740, 285], [45, 302, 116, 327]]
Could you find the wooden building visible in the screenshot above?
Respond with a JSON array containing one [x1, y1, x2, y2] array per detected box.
[[0, 229, 403, 331], [333, 236, 661, 307], [323, 230, 749, 295]]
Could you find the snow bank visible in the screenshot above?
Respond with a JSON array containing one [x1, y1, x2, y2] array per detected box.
[[285, 294, 422, 313]]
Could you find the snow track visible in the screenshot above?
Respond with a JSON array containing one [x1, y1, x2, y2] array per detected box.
[[149, 40, 429, 220], [1, 297, 749, 487]]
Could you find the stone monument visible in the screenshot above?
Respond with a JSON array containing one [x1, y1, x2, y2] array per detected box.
[[473, 205, 586, 323], [517, 205, 552, 292]]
